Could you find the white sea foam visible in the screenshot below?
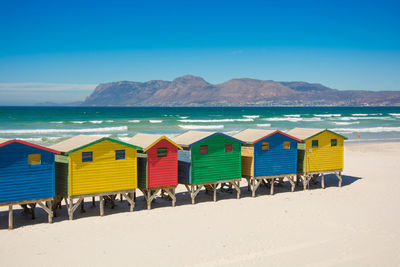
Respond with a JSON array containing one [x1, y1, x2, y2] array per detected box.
[[178, 125, 224, 130], [0, 126, 128, 134], [50, 121, 64, 124], [314, 114, 341, 117], [389, 113, 400, 116], [128, 120, 140, 123], [336, 116, 392, 121], [302, 118, 322, 122], [284, 114, 301, 117], [72, 121, 85, 124], [178, 118, 253, 123], [149, 120, 163, 123], [332, 127, 400, 133], [118, 137, 131, 142], [262, 117, 302, 122], [352, 114, 368, 116], [179, 116, 188, 119], [333, 121, 360, 125], [90, 120, 103, 124], [105, 120, 114, 123], [256, 123, 272, 127], [243, 115, 260, 119]]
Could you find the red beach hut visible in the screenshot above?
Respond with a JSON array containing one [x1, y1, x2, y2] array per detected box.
[[127, 133, 182, 209]]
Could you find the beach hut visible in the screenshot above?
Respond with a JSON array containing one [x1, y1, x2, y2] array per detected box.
[[172, 130, 244, 204], [232, 129, 301, 197], [127, 133, 182, 209], [50, 135, 141, 220], [285, 128, 347, 190], [0, 139, 60, 229]]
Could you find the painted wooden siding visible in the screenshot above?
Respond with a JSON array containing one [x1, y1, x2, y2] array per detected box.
[[304, 131, 344, 173], [241, 145, 254, 177], [146, 139, 178, 188], [254, 133, 298, 177], [177, 150, 191, 183], [69, 140, 137, 196], [0, 142, 54, 203], [191, 135, 241, 184]]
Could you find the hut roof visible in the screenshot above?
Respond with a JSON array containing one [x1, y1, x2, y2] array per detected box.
[[0, 138, 10, 144], [232, 129, 276, 143], [173, 130, 245, 148], [286, 127, 347, 141], [127, 133, 182, 152], [50, 135, 141, 155], [233, 129, 302, 144], [0, 139, 60, 154]]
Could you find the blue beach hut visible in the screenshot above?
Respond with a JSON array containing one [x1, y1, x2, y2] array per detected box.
[[0, 139, 60, 229], [232, 129, 301, 197]]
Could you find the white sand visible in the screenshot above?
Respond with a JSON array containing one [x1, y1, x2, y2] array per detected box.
[[1, 142, 400, 266]]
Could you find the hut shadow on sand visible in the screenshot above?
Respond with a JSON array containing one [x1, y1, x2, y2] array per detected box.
[[0, 175, 361, 229]]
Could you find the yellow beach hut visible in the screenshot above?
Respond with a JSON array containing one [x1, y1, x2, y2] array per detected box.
[[285, 128, 347, 190], [50, 135, 141, 219]]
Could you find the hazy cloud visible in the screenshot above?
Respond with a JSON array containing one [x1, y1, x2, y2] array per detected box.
[[0, 83, 96, 105]]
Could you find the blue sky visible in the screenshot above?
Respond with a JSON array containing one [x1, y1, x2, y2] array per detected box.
[[0, 0, 399, 104]]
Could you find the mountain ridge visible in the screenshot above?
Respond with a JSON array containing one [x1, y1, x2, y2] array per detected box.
[[82, 75, 400, 106]]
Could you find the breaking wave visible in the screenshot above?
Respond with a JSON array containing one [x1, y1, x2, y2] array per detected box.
[[178, 125, 224, 130], [178, 118, 253, 123], [149, 120, 163, 123], [0, 126, 128, 134], [332, 127, 400, 133]]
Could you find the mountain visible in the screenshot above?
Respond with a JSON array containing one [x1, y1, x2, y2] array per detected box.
[[82, 75, 400, 106]]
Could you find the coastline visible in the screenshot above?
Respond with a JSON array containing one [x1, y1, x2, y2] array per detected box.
[[0, 141, 399, 266]]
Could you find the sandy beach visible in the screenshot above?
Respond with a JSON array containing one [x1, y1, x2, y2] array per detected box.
[[0, 141, 399, 266]]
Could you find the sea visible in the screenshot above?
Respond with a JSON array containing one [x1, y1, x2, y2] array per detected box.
[[1, 106, 400, 146]]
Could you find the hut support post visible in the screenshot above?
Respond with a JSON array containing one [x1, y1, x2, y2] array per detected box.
[[8, 205, 13, 230], [37, 200, 53, 224], [287, 176, 295, 192], [163, 188, 176, 207], [246, 178, 251, 191], [251, 179, 262, 198], [336, 172, 342, 187], [321, 174, 325, 189], [122, 192, 135, 212], [302, 175, 311, 190], [145, 189, 161, 210], [270, 178, 275, 195], [67, 197, 83, 220], [184, 185, 203, 204], [230, 180, 241, 199], [99, 196, 104, 216], [92, 197, 95, 207]]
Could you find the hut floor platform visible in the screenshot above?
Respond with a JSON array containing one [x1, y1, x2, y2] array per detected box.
[[180, 179, 241, 204], [244, 174, 297, 197], [297, 170, 343, 190], [62, 189, 136, 220], [0, 197, 53, 230], [139, 186, 177, 210]]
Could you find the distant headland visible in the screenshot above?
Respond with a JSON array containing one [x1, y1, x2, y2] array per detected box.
[[44, 75, 400, 107]]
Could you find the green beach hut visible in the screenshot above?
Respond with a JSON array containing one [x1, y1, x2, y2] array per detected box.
[[172, 130, 244, 204]]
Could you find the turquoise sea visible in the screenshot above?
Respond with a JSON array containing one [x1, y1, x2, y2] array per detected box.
[[0, 106, 400, 145]]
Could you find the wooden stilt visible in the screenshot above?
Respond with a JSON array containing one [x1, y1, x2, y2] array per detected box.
[[287, 176, 295, 192], [99, 196, 104, 216], [247, 178, 251, 191], [92, 197, 95, 207], [336, 172, 342, 187], [37, 201, 53, 224], [230, 180, 241, 199], [252, 179, 262, 197], [8, 205, 13, 230], [270, 178, 275, 195], [213, 184, 217, 202], [123, 192, 135, 212], [163, 188, 176, 207], [321, 174, 325, 189], [120, 194, 123, 202]]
